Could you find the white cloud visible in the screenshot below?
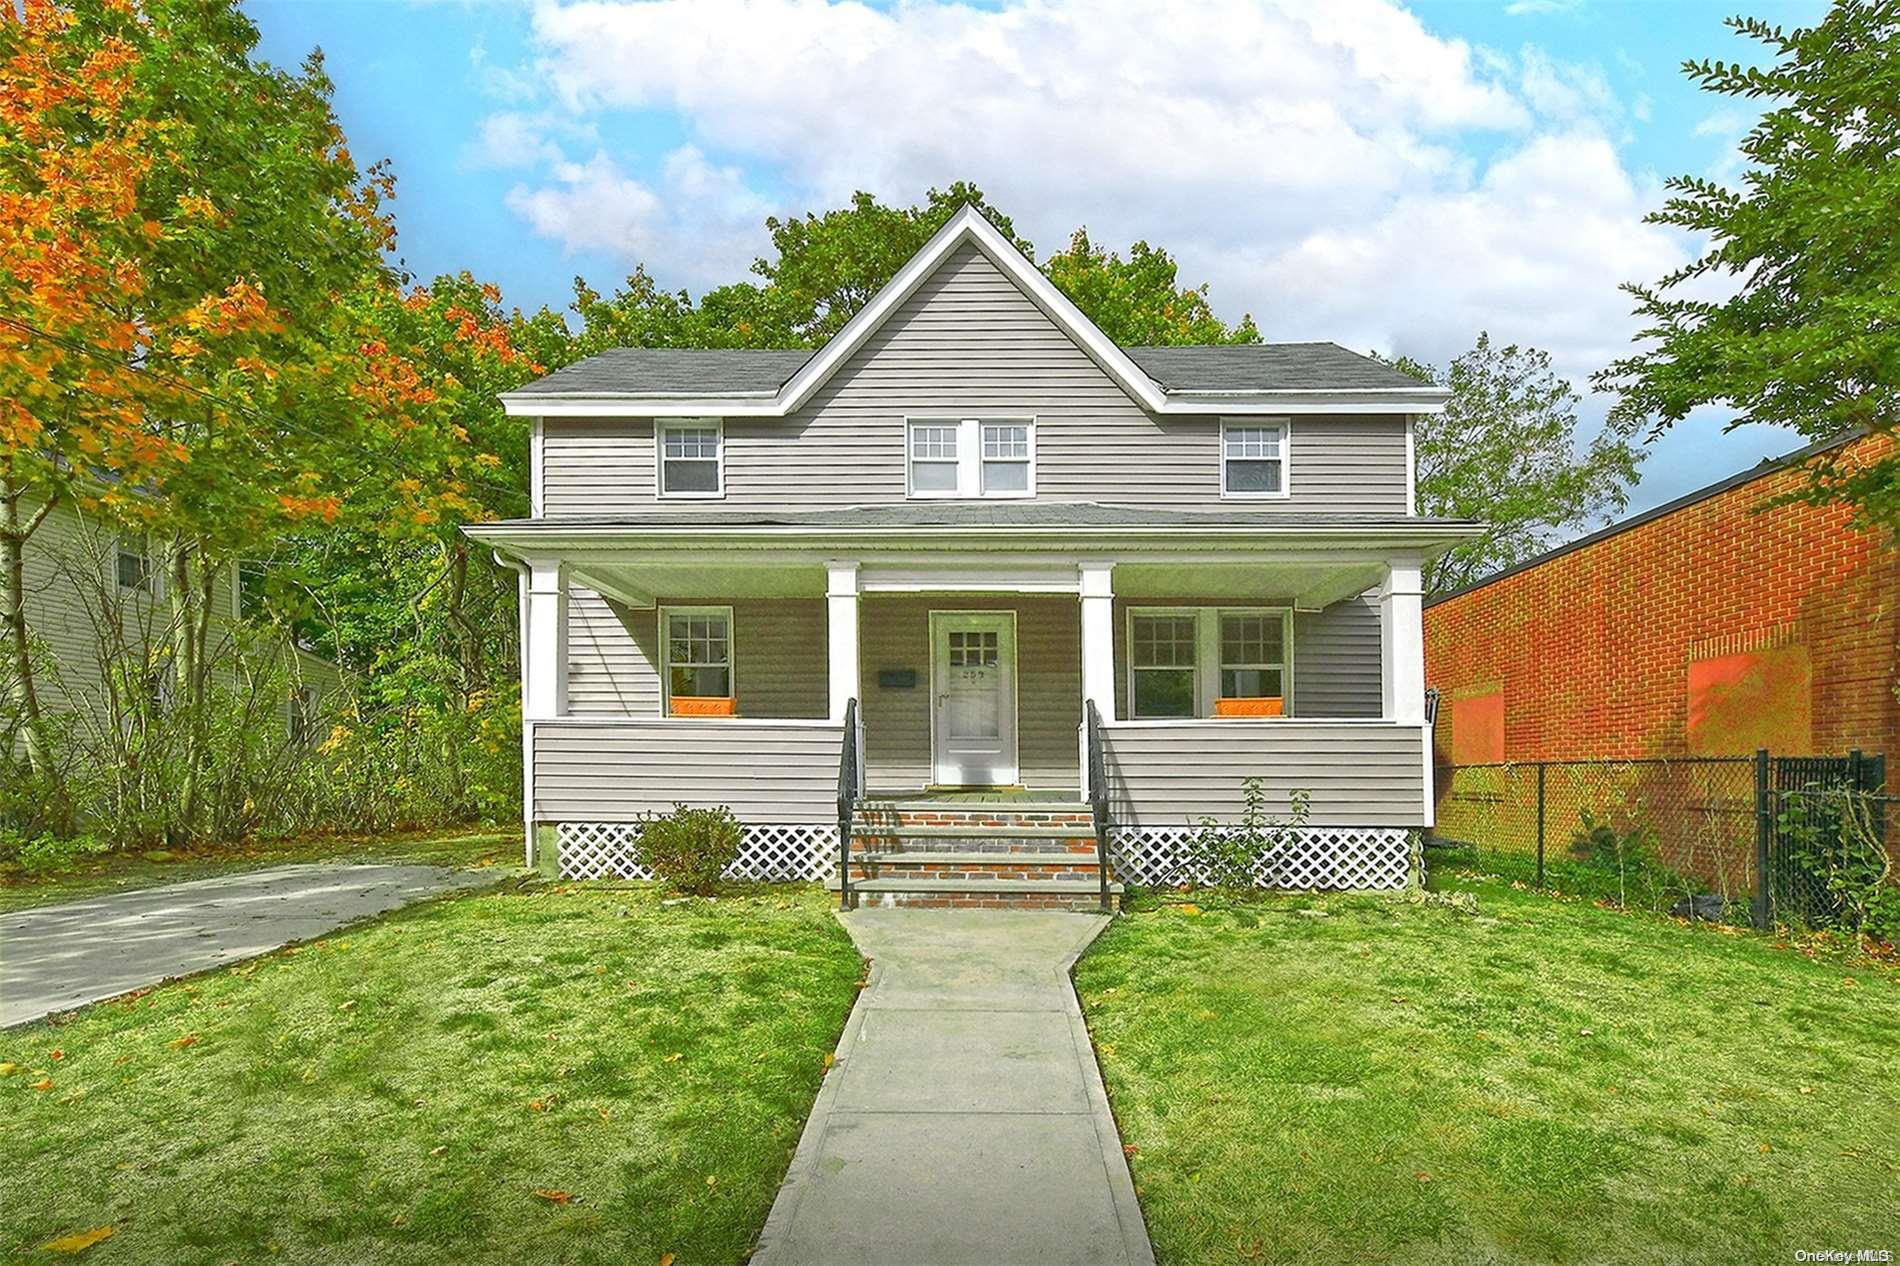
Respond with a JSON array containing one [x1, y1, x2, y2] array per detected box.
[[468, 112, 564, 169], [1504, 0, 1584, 16], [485, 0, 1692, 396]]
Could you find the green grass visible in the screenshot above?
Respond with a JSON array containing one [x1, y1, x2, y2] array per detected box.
[[1076, 874, 1900, 1265], [0, 827, 521, 913], [2, 883, 863, 1265]]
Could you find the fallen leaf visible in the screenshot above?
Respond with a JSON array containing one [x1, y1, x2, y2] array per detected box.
[[169, 1035, 198, 1050], [43, 1226, 114, 1254], [528, 1099, 548, 1112], [49, 1048, 65, 1061], [338, 1000, 357, 1011], [1123, 1143, 1140, 1158], [532, 1189, 572, 1205], [822, 1053, 836, 1072], [1759, 1143, 1773, 1154], [660, 1254, 676, 1266], [30, 1077, 54, 1091], [1180, 904, 1202, 916], [664, 1053, 683, 1064], [1415, 1171, 1432, 1183], [1578, 1028, 1594, 1037], [705, 1174, 717, 1188], [430, 1146, 448, 1157], [0, 1063, 19, 1076], [597, 1106, 612, 1121]]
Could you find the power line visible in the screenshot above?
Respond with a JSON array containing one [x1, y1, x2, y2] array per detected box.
[[0, 313, 531, 505]]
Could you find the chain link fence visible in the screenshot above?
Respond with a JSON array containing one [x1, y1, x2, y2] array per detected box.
[[1433, 751, 1895, 933], [1432, 757, 1758, 916]]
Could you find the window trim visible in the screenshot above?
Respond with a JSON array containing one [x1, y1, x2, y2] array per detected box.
[[1219, 418, 1292, 501], [905, 416, 1036, 500], [115, 536, 154, 594], [1126, 605, 1295, 719], [658, 604, 736, 712], [655, 417, 726, 500]]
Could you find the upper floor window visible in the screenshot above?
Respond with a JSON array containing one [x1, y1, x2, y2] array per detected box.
[[657, 419, 723, 498], [116, 537, 152, 593], [907, 418, 1035, 499], [1221, 421, 1289, 499]]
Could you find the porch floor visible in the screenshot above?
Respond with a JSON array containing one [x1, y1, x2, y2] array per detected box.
[[863, 787, 1083, 804]]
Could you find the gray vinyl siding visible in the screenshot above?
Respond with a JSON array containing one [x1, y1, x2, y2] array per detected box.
[[859, 595, 1081, 792], [1111, 594, 1383, 721], [1292, 594, 1383, 718], [532, 720, 843, 822], [1102, 721, 1427, 826], [565, 592, 827, 719], [538, 243, 1411, 515]]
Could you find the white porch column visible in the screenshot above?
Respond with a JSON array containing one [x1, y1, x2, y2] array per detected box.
[[826, 561, 861, 721], [1379, 554, 1426, 724], [523, 558, 568, 720], [1079, 562, 1116, 720]]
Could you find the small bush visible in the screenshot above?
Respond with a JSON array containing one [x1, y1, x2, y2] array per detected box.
[[3, 829, 106, 876], [636, 804, 742, 895], [1184, 779, 1312, 892]]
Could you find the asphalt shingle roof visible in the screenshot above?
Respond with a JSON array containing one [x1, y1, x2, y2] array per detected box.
[[475, 502, 1476, 532], [509, 341, 1427, 399], [1122, 343, 1426, 392]]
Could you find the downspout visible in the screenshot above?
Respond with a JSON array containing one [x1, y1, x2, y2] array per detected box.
[[494, 550, 535, 869]]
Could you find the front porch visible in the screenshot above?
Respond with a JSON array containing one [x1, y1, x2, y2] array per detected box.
[[486, 525, 1447, 902]]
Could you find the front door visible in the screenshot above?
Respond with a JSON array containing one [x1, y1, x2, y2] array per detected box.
[[930, 611, 1018, 786]]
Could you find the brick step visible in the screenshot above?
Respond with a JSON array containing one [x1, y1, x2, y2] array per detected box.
[[854, 803, 1095, 830], [825, 875, 1122, 911], [849, 852, 1103, 882], [850, 824, 1096, 844]]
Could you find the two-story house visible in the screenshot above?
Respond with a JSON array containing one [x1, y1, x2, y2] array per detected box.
[[468, 207, 1479, 907]]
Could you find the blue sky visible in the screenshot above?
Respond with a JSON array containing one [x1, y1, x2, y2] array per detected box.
[[249, 0, 1827, 521]]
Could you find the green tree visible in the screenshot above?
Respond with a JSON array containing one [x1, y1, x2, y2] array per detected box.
[[1044, 229, 1260, 345], [1398, 334, 1643, 595], [1595, 2, 1900, 526]]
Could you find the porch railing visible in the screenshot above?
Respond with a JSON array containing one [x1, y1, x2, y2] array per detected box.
[[836, 697, 861, 910], [1085, 699, 1111, 911]]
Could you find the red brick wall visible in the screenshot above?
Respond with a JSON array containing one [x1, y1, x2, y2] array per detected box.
[[1424, 435, 1899, 766]]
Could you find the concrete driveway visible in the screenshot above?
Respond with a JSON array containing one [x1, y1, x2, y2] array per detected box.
[[752, 909, 1154, 1266], [1, 863, 501, 1027]]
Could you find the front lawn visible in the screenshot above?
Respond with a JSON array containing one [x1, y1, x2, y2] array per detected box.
[[3, 884, 863, 1265], [0, 827, 521, 913], [1077, 877, 1900, 1265]]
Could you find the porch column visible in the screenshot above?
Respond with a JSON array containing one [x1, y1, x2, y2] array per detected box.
[[1379, 554, 1426, 724], [1079, 562, 1116, 720], [826, 560, 860, 721], [523, 558, 568, 719]]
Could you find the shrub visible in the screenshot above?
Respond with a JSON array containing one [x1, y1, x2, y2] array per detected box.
[[636, 804, 742, 896], [1776, 787, 1896, 942], [1184, 779, 1312, 892], [1567, 808, 1680, 910], [2, 829, 105, 876]]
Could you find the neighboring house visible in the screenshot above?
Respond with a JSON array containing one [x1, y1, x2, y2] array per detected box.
[[468, 206, 1479, 905], [1425, 431, 1896, 770], [17, 496, 341, 740]]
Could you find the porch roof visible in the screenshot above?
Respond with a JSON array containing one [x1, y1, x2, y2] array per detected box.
[[470, 502, 1478, 533]]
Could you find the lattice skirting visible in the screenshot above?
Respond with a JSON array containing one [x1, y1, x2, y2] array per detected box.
[[1110, 826, 1414, 891], [556, 822, 839, 882]]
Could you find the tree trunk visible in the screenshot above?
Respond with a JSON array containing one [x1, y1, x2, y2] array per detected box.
[[0, 474, 55, 777]]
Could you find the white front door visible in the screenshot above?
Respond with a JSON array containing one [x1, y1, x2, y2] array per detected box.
[[930, 611, 1018, 786]]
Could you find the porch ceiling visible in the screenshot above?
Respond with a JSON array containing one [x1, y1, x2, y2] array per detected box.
[[1114, 560, 1386, 608]]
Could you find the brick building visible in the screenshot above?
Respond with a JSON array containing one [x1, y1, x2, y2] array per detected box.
[[1424, 432, 1897, 770]]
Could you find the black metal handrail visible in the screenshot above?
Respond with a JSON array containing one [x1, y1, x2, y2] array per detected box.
[[837, 697, 859, 910], [1085, 700, 1110, 911]]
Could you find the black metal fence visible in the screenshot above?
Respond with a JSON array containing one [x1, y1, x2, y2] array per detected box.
[[1432, 749, 1891, 930]]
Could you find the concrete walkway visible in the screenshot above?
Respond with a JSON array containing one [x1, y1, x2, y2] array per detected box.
[[1, 863, 500, 1027], [753, 910, 1154, 1266]]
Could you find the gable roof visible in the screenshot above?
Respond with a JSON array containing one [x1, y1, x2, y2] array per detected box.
[[503, 206, 1449, 418]]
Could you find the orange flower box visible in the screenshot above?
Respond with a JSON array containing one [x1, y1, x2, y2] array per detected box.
[[1215, 696, 1283, 717], [669, 696, 736, 717]]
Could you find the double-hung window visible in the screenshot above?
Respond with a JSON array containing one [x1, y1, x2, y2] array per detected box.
[[1128, 607, 1293, 718], [1129, 614, 1199, 719], [907, 418, 1034, 498], [657, 420, 723, 497], [116, 537, 152, 593], [1221, 421, 1288, 498], [663, 606, 734, 713]]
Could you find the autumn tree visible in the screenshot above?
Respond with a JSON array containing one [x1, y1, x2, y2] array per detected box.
[[1398, 334, 1643, 595], [1596, 2, 1900, 526]]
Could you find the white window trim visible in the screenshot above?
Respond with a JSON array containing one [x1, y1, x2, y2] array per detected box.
[[1219, 418, 1292, 501], [906, 416, 1036, 500], [1126, 605, 1295, 719], [655, 417, 726, 500], [115, 536, 156, 596], [659, 604, 736, 713]]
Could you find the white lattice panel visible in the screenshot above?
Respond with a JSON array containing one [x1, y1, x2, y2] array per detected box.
[[556, 822, 839, 882], [1111, 827, 1413, 891]]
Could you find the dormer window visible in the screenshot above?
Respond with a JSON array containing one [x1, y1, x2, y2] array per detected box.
[[1221, 421, 1289, 499], [657, 419, 723, 498], [907, 418, 1035, 499]]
